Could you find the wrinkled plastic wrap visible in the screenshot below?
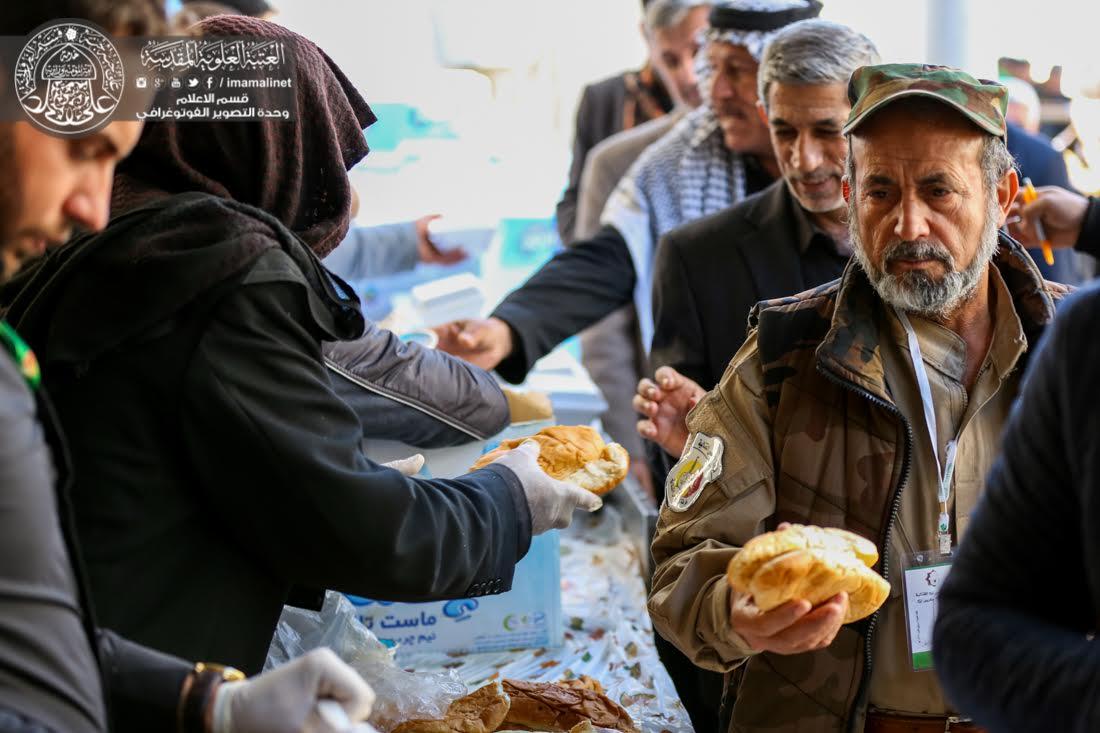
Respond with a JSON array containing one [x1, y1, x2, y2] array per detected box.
[[266, 592, 467, 731]]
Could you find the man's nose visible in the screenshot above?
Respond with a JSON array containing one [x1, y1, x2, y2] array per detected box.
[[63, 168, 113, 233]]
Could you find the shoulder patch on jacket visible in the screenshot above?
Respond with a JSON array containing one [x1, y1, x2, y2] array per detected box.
[[665, 433, 729, 512]]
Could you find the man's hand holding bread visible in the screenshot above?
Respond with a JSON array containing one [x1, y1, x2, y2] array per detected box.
[[726, 524, 890, 655]]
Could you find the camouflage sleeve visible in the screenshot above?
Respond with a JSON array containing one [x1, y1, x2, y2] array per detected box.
[[647, 332, 776, 672]]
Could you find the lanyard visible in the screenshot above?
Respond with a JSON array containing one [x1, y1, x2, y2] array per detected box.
[[894, 309, 957, 554]]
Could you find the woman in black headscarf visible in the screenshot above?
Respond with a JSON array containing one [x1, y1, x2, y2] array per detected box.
[[2, 17, 595, 674]]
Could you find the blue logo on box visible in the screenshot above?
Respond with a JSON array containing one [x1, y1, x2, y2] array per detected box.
[[442, 598, 478, 622]]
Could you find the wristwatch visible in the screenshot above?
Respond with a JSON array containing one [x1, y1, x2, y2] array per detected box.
[[177, 662, 246, 733]]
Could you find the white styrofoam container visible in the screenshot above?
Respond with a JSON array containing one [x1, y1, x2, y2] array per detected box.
[[410, 272, 485, 327], [427, 219, 495, 257]]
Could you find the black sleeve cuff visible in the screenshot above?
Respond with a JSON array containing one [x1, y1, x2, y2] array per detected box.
[[476, 463, 533, 567], [97, 628, 191, 733], [1074, 196, 1100, 258], [489, 310, 535, 384]]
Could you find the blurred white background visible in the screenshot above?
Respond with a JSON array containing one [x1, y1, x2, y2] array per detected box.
[[259, 0, 1100, 228]]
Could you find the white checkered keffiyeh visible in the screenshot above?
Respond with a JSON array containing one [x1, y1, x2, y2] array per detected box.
[[600, 105, 745, 350]]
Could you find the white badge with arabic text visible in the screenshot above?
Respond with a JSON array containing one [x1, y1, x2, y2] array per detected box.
[[665, 433, 724, 512], [901, 550, 952, 671]]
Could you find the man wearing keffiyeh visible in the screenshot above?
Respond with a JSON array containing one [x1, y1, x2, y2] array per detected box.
[[435, 0, 823, 386]]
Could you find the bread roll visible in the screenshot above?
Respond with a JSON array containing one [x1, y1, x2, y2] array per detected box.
[[500, 680, 638, 733], [470, 426, 629, 496], [392, 681, 511, 733], [726, 524, 889, 624]]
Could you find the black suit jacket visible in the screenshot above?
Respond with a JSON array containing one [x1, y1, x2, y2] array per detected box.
[[650, 180, 849, 391]]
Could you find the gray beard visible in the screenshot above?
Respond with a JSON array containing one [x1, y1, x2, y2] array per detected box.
[[849, 193, 1001, 319]]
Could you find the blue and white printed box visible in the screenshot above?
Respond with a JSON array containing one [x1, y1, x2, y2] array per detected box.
[[345, 531, 562, 659]]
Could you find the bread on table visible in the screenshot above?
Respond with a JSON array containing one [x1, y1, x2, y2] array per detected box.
[[392, 681, 511, 733], [500, 680, 638, 733], [393, 677, 637, 733]]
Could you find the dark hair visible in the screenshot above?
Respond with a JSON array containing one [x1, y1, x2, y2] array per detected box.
[[0, 0, 169, 36]]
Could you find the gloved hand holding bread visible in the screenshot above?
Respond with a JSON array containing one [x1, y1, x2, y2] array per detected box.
[[471, 426, 629, 535]]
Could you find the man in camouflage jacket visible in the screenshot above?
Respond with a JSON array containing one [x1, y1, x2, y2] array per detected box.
[[647, 64, 1071, 732]]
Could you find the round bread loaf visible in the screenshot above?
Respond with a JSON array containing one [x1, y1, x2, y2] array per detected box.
[[726, 524, 890, 623], [470, 426, 629, 496], [501, 680, 638, 733]]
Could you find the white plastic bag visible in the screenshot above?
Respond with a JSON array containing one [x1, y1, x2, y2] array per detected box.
[[266, 592, 467, 731]]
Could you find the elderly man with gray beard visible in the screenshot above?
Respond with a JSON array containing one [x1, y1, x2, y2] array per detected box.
[[647, 64, 1070, 733]]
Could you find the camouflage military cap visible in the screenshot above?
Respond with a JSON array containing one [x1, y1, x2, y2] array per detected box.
[[843, 63, 1008, 138]]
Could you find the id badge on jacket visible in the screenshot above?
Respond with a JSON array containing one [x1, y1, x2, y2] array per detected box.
[[901, 549, 952, 671]]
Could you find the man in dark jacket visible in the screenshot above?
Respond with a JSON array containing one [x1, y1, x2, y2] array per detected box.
[[637, 21, 877, 465], [3, 14, 600, 682], [0, 4, 382, 733], [554, 0, 709, 243], [933, 282, 1100, 732]]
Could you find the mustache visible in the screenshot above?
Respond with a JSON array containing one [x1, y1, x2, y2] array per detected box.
[[882, 240, 955, 270]]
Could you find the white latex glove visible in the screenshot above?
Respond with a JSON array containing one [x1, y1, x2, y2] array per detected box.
[[488, 440, 602, 534], [211, 648, 375, 733], [381, 454, 425, 476], [316, 700, 381, 733]]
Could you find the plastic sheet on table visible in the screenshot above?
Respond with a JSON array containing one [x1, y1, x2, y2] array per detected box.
[[266, 591, 467, 732], [398, 506, 694, 733]]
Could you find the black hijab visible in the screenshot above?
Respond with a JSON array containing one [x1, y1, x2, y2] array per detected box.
[[112, 14, 375, 258]]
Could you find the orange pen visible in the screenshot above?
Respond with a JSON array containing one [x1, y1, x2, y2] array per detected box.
[[1022, 177, 1055, 266]]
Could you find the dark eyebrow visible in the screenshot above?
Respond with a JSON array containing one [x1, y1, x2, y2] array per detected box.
[[916, 172, 952, 186], [864, 173, 895, 187]]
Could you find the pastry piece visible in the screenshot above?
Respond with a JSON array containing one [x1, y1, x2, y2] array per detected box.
[[502, 388, 555, 423], [726, 524, 889, 624], [470, 426, 628, 496], [393, 681, 511, 733], [500, 680, 638, 733], [558, 676, 605, 695]]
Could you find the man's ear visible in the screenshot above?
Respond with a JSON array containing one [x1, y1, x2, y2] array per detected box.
[[756, 100, 768, 126], [996, 168, 1019, 226], [842, 177, 851, 204]]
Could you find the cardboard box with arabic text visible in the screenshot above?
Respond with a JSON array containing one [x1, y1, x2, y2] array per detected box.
[[356, 418, 563, 658], [344, 530, 561, 658]]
